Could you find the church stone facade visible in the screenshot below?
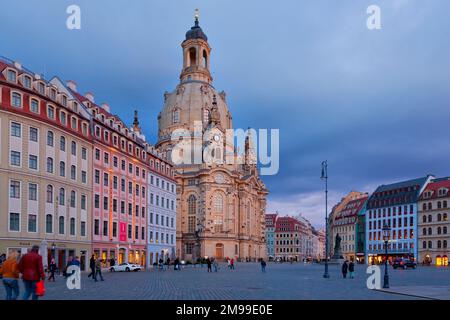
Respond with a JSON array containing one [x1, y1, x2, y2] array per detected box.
[[156, 16, 268, 262]]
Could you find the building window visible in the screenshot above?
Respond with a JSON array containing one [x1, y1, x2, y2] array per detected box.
[[81, 221, 86, 237], [81, 195, 86, 210], [47, 105, 55, 119], [47, 131, 54, 146], [29, 127, 38, 142], [11, 92, 22, 107], [10, 151, 21, 166], [70, 191, 76, 208], [59, 188, 65, 206], [82, 147, 87, 160], [71, 141, 77, 156], [9, 213, 20, 231], [23, 75, 31, 88], [94, 220, 99, 235], [103, 221, 108, 236], [188, 195, 197, 215], [71, 165, 76, 180], [60, 111, 67, 126], [113, 222, 117, 238], [46, 214, 53, 233], [59, 161, 65, 177], [7, 69, 17, 82], [173, 109, 180, 124], [29, 155, 38, 170], [70, 218, 76, 236], [82, 171, 87, 184], [59, 216, 65, 235], [46, 157, 54, 173], [28, 183, 37, 201], [11, 122, 21, 137], [30, 99, 39, 113], [46, 185, 53, 203]]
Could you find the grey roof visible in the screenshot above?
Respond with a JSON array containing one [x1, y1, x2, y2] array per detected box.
[[374, 176, 430, 193], [185, 19, 208, 41]]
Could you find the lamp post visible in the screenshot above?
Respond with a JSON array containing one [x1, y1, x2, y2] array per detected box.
[[321, 161, 330, 278], [382, 223, 391, 288]]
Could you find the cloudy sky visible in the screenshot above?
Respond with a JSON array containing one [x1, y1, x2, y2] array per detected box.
[[2, 0, 450, 228]]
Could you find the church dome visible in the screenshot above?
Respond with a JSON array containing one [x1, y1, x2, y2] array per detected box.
[[157, 82, 232, 145], [185, 19, 208, 42]]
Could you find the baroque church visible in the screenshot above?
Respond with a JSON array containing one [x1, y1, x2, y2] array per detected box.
[[156, 13, 268, 261]]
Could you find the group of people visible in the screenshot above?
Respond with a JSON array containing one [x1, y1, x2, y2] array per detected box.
[[226, 258, 235, 270], [341, 260, 355, 279], [0, 246, 46, 300]]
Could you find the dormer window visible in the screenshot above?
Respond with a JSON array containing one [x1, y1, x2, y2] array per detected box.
[[61, 95, 68, 107], [7, 69, 17, 83], [72, 102, 78, 113], [37, 82, 45, 95], [438, 188, 448, 197], [49, 88, 57, 101], [22, 75, 32, 89]]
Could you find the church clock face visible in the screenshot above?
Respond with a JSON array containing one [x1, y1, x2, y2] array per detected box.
[[213, 134, 220, 142], [215, 173, 225, 184]]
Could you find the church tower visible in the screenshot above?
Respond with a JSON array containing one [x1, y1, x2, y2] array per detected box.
[[156, 11, 268, 262], [180, 9, 212, 84]]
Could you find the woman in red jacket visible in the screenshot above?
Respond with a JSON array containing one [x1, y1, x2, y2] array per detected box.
[[18, 246, 45, 300]]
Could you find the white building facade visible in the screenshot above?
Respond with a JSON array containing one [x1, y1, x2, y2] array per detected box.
[[147, 169, 177, 267]]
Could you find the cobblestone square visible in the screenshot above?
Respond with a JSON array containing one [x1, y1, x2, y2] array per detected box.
[[12, 263, 447, 300]]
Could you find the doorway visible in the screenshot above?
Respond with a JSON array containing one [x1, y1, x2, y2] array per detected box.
[[215, 243, 224, 259]]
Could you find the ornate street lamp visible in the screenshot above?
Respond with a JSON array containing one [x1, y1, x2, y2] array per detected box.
[[321, 161, 330, 278], [382, 223, 391, 288]]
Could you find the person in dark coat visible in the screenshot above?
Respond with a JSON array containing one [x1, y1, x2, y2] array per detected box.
[[48, 258, 57, 282], [206, 258, 212, 272], [342, 260, 349, 279], [88, 255, 96, 279], [349, 260, 355, 279], [261, 259, 267, 273]]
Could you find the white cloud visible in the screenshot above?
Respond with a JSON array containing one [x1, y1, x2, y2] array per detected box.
[[267, 191, 346, 229]]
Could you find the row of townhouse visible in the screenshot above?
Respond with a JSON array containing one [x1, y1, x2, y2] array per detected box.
[[329, 175, 450, 266], [0, 57, 177, 271], [265, 213, 325, 262]]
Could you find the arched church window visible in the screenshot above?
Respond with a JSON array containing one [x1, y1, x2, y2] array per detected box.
[[172, 109, 180, 124], [202, 50, 208, 68], [213, 194, 223, 213], [188, 195, 197, 215], [203, 108, 210, 124], [189, 47, 197, 67]]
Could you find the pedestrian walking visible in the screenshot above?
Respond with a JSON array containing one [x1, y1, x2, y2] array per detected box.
[[88, 255, 96, 279], [166, 257, 171, 271], [212, 258, 218, 272], [230, 258, 235, 270], [206, 258, 212, 272], [48, 258, 57, 282], [159, 258, 164, 271], [349, 260, 355, 279], [342, 260, 349, 279], [0, 251, 20, 300], [174, 258, 180, 271], [110, 258, 115, 268], [261, 259, 267, 273], [18, 245, 45, 300], [227, 258, 231, 269], [95, 259, 104, 282]]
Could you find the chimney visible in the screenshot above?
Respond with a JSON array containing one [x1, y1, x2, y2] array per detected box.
[[85, 92, 95, 103], [67, 80, 77, 92], [101, 103, 110, 113]]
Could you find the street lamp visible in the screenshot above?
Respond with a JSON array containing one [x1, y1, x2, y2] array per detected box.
[[321, 161, 330, 278], [382, 223, 391, 288]]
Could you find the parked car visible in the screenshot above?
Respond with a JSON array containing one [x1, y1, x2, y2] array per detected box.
[[393, 259, 417, 269], [110, 262, 142, 272]]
